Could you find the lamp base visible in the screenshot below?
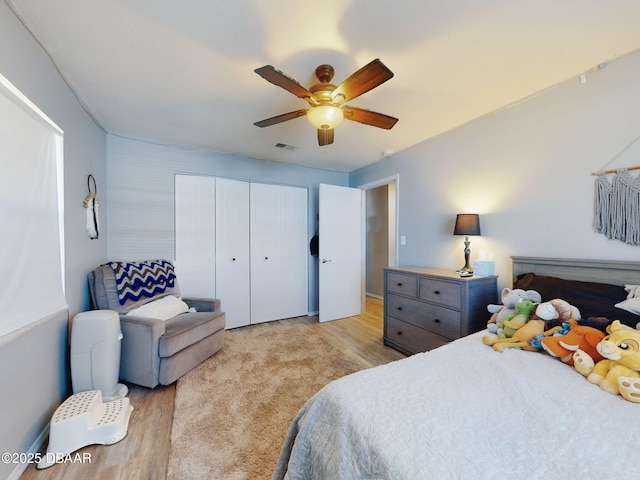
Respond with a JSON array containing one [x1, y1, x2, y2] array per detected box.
[[456, 236, 473, 275]]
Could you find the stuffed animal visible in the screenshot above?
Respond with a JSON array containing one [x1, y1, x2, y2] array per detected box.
[[540, 322, 605, 365], [486, 288, 541, 334], [498, 300, 538, 338], [483, 319, 548, 352], [483, 300, 539, 349], [573, 320, 640, 403], [530, 298, 581, 327], [527, 302, 568, 349], [533, 302, 558, 322], [551, 298, 580, 320]]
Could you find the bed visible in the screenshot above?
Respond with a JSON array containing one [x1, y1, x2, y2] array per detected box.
[[273, 257, 640, 480]]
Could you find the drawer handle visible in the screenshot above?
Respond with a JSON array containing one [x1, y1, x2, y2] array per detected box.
[[396, 331, 402, 335], [397, 307, 403, 311], [434, 318, 441, 323], [434, 290, 440, 295], [397, 282, 403, 286]]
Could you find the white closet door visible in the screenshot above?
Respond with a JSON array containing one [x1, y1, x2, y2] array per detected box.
[[215, 178, 251, 329], [174, 174, 216, 298], [279, 185, 308, 318], [250, 183, 282, 323], [176, 176, 308, 326]]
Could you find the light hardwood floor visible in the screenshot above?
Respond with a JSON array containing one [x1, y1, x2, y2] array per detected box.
[[19, 297, 404, 480]]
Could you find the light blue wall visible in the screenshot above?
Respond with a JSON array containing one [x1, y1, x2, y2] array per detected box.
[[106, 134, 348, 314], [351, 50, 640, 291], [0, 4, 107, 479], [3, 0, 640, 473]]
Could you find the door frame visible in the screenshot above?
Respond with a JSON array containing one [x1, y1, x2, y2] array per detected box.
[[357, 174, 400, 306]]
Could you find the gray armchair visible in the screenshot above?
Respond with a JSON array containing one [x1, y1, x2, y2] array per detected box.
[[88, 261, 225, 388]]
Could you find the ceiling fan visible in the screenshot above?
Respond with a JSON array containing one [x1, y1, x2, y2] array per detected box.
[[253, 59, 398, 146]]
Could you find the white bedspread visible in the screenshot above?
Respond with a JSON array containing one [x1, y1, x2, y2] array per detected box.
[[273, 332, 640, 480]]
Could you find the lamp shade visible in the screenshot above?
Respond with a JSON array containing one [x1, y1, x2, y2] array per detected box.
[[453, 214, 481, 236], [307, 105, 344, 130]]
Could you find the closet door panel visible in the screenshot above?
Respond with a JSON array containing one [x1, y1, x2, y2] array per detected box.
[[250, 183, 282, 324], [174, 174, 216, 298], [279, 185, 309, 318], [216, 178, 250, 329], [176, 176, 308, 326]]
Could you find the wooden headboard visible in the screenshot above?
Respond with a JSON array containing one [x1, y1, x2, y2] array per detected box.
[[511, 256, 640, 287]]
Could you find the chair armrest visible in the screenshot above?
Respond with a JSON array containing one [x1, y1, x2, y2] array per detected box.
[[118, 314, 168, 388], [183, 297, 221, 313], [120, 314, 168, 333]]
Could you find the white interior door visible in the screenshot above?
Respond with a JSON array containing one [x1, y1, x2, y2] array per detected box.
[[174, 174, 216, 298], [319, 183, 363, 322], [216, 178, 250, 329]]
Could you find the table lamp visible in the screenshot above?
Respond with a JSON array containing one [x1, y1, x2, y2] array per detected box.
[[453, 214, 481, 274]]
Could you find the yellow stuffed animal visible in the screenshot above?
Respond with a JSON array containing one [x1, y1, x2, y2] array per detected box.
[[573, 320, 640, 403]]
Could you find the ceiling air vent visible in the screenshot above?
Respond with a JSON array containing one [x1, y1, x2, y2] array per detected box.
[[275, 143, 296, 151]]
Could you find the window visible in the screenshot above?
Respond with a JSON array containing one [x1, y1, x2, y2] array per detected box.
[[0, 72, 66, 341]]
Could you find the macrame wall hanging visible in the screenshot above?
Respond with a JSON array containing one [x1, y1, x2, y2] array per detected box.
[[593, 134, 640, 246], [84, 174, 99, 239]]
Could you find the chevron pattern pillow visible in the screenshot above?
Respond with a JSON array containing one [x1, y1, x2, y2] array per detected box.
[[108, 260, 177, 306]]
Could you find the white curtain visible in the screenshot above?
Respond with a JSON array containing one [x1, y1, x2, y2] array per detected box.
[[0, 75, 67, 340]]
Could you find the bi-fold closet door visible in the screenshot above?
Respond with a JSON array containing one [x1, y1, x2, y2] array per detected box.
[[215, 178, 251, 328], [250, 182, 309, 324], [174, 174, 217, 298], [174, 174, 308, 329]]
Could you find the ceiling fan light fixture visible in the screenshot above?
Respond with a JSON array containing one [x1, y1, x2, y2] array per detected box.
[[254, 59, 396, 145], [307, 105, 344, 130]]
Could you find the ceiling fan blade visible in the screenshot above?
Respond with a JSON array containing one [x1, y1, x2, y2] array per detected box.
[[331, 59, 394, 103], [343, 106, 398, 129], [254, 109, 307, 128], [254, 65, 315, 102], [318, 128, 334, 146]]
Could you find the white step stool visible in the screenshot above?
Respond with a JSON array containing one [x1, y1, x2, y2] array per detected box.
[[37, 390, 133, 469]]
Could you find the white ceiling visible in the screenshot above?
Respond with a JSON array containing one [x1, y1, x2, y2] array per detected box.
[[7, 0, 640, 172]]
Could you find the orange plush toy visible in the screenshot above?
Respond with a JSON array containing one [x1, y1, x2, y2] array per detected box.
[[540, 322, 605, 365]]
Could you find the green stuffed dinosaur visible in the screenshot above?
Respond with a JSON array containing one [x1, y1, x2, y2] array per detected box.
[[497, 300, 537, 339]]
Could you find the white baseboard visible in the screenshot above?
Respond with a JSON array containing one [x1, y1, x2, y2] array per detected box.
[[6, 425, 49, 480]]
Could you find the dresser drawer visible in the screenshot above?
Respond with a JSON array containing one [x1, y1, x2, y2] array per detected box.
[[383, 266, 497, 355], [385, 316, 450, 354], [386, 293, 461, 339], [419, 277, 461, 309], [386, 272, 418, 297]]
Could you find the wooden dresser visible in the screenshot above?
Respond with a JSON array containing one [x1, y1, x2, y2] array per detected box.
[[384, 266, 498, 355]]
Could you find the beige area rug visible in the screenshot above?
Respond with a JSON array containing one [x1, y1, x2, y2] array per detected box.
[[167, 320, 364, 480]]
